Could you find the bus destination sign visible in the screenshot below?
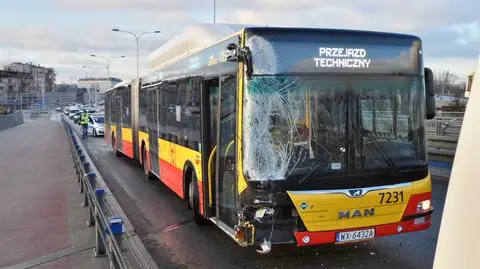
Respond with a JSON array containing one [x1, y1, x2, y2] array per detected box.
[[314, 47, 372, 69]]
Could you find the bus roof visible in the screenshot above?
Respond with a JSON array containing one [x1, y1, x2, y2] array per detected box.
[[244, 26, 420, 41], [148, 24, 420, 68], [147, 24, 420, 72], [148, 23, 247, 70], [105, 80, 131, 93]]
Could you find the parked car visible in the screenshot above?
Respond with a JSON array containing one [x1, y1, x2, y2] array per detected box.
[[68, 109, 79, 119], [56, 107, 62, 112], [88, 114, 104, 137]]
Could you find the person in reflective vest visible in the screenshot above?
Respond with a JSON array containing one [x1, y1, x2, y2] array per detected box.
[[80, 110, 89, 139]]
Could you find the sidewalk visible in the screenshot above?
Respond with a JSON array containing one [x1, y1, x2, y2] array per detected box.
[[0, 113, 107, 269]]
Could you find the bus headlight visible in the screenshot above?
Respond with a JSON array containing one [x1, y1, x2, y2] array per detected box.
[[417, 199, 431, 212]]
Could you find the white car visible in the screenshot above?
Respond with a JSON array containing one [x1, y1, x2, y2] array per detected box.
[[68, 109, 79, 119], [87, 114, 105, 137]]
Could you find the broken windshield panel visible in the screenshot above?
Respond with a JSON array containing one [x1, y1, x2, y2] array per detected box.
[[242, 75, 426, 182]]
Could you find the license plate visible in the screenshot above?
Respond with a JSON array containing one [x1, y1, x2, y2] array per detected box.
[[336, 228, 375, 243]]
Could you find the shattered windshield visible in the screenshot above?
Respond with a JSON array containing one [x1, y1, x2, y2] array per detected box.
[[242, 75, 426, 181]]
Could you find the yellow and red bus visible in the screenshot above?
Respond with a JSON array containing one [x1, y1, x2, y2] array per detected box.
[[104, 25, 436, 253]]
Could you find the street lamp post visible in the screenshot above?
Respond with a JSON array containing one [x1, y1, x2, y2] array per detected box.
[[90, 54, 125, 81], [82, 65, 107, 104], [111, 29, 161, 80], [82, 66, 95, 104]]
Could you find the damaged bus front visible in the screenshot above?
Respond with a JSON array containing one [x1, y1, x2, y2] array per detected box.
[[230, 28, 436, 252]]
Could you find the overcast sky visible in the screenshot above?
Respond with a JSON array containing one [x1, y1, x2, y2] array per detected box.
[[0, 0, 478, 83]]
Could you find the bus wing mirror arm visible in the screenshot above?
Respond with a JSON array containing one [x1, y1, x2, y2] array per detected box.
[[226, 43, 253, 79], [243, 47, 254, 79]]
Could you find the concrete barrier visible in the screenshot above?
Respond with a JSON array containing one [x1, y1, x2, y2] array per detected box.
[[0, 111, 24, 131], [427, 135, 458, 163]]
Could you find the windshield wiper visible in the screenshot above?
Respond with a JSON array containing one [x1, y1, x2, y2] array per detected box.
[[363, 129, 401, 177], [298, 139, 345, 184]]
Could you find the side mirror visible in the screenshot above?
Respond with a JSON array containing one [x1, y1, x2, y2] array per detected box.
[[424, 67, 436, 119], [225, 43, 254, 79]]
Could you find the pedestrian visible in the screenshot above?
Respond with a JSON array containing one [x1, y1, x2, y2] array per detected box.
[[80, 109, 89, 139]]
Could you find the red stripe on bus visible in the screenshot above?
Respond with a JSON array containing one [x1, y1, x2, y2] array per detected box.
[[159, 159, 184, 198], [122, 140, 134, 159], [198, 181, 204, 215]]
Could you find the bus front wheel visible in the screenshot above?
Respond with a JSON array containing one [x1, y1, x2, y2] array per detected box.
[[188, 173, 205, 225]]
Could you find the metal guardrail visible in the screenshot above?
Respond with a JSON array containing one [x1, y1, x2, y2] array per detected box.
[[62, 117, 159, 269], [426, 118, 463, 137], [427, 135, 458, 163], [426, 116, 463, 162]]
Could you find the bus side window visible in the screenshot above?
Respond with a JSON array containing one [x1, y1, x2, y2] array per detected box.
[[158, 83, 167, 140], [165, 81, 179, 143], [185, 77, 202, 151], [208, 80, 219, 146], [177, 79, 188, 147]]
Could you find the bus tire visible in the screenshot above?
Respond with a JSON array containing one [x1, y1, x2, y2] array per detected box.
[[188, 172, 205, 225], [142, 143, 151, 181], [112, 133, 120, 157]]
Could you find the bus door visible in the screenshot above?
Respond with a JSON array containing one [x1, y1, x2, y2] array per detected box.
[[148, 87, 160, 175], [202, 78, 219, 218], [115, 96, 123, 151], [215, 75, 238, 228]]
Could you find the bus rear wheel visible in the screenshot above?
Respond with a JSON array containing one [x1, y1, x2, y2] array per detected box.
[[188, 173, 205, 225], [112, 133, 120, 157], [142, 146, 151, 181]]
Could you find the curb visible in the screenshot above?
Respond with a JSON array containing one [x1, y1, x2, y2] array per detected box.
[[63, 117, 159, 269]]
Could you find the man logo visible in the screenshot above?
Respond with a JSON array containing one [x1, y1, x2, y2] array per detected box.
[[299, 202, 309, 210], [338, 208, 375, 219], [348, 189, 363, 197]]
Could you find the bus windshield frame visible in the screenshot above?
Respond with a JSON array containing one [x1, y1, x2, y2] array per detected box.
[[242, 73, 427, 183]]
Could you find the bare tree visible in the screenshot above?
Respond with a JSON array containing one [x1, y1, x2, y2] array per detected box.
[[434, 70, 458, 95]]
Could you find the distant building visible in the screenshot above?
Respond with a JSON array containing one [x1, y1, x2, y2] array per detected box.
[[0, 69, 35, 108], [44, 92, 77, 106], [78, 77, 122, 103], [77, 77, 122, 93], [56, 83, 79, 93], [55, 83, 90, 104], [5, 62, 56, 93]]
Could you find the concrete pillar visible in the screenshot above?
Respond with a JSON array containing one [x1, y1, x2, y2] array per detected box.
[[433, 54, 480, 268]]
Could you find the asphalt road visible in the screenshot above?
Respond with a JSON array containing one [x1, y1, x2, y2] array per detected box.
[[81, 127, 448, 269]]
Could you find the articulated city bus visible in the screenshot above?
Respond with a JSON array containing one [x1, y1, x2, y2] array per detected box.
[[104, 26, 436, 253]]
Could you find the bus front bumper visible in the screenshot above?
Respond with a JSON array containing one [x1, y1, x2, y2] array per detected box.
[[294, 213, 432, 246]]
